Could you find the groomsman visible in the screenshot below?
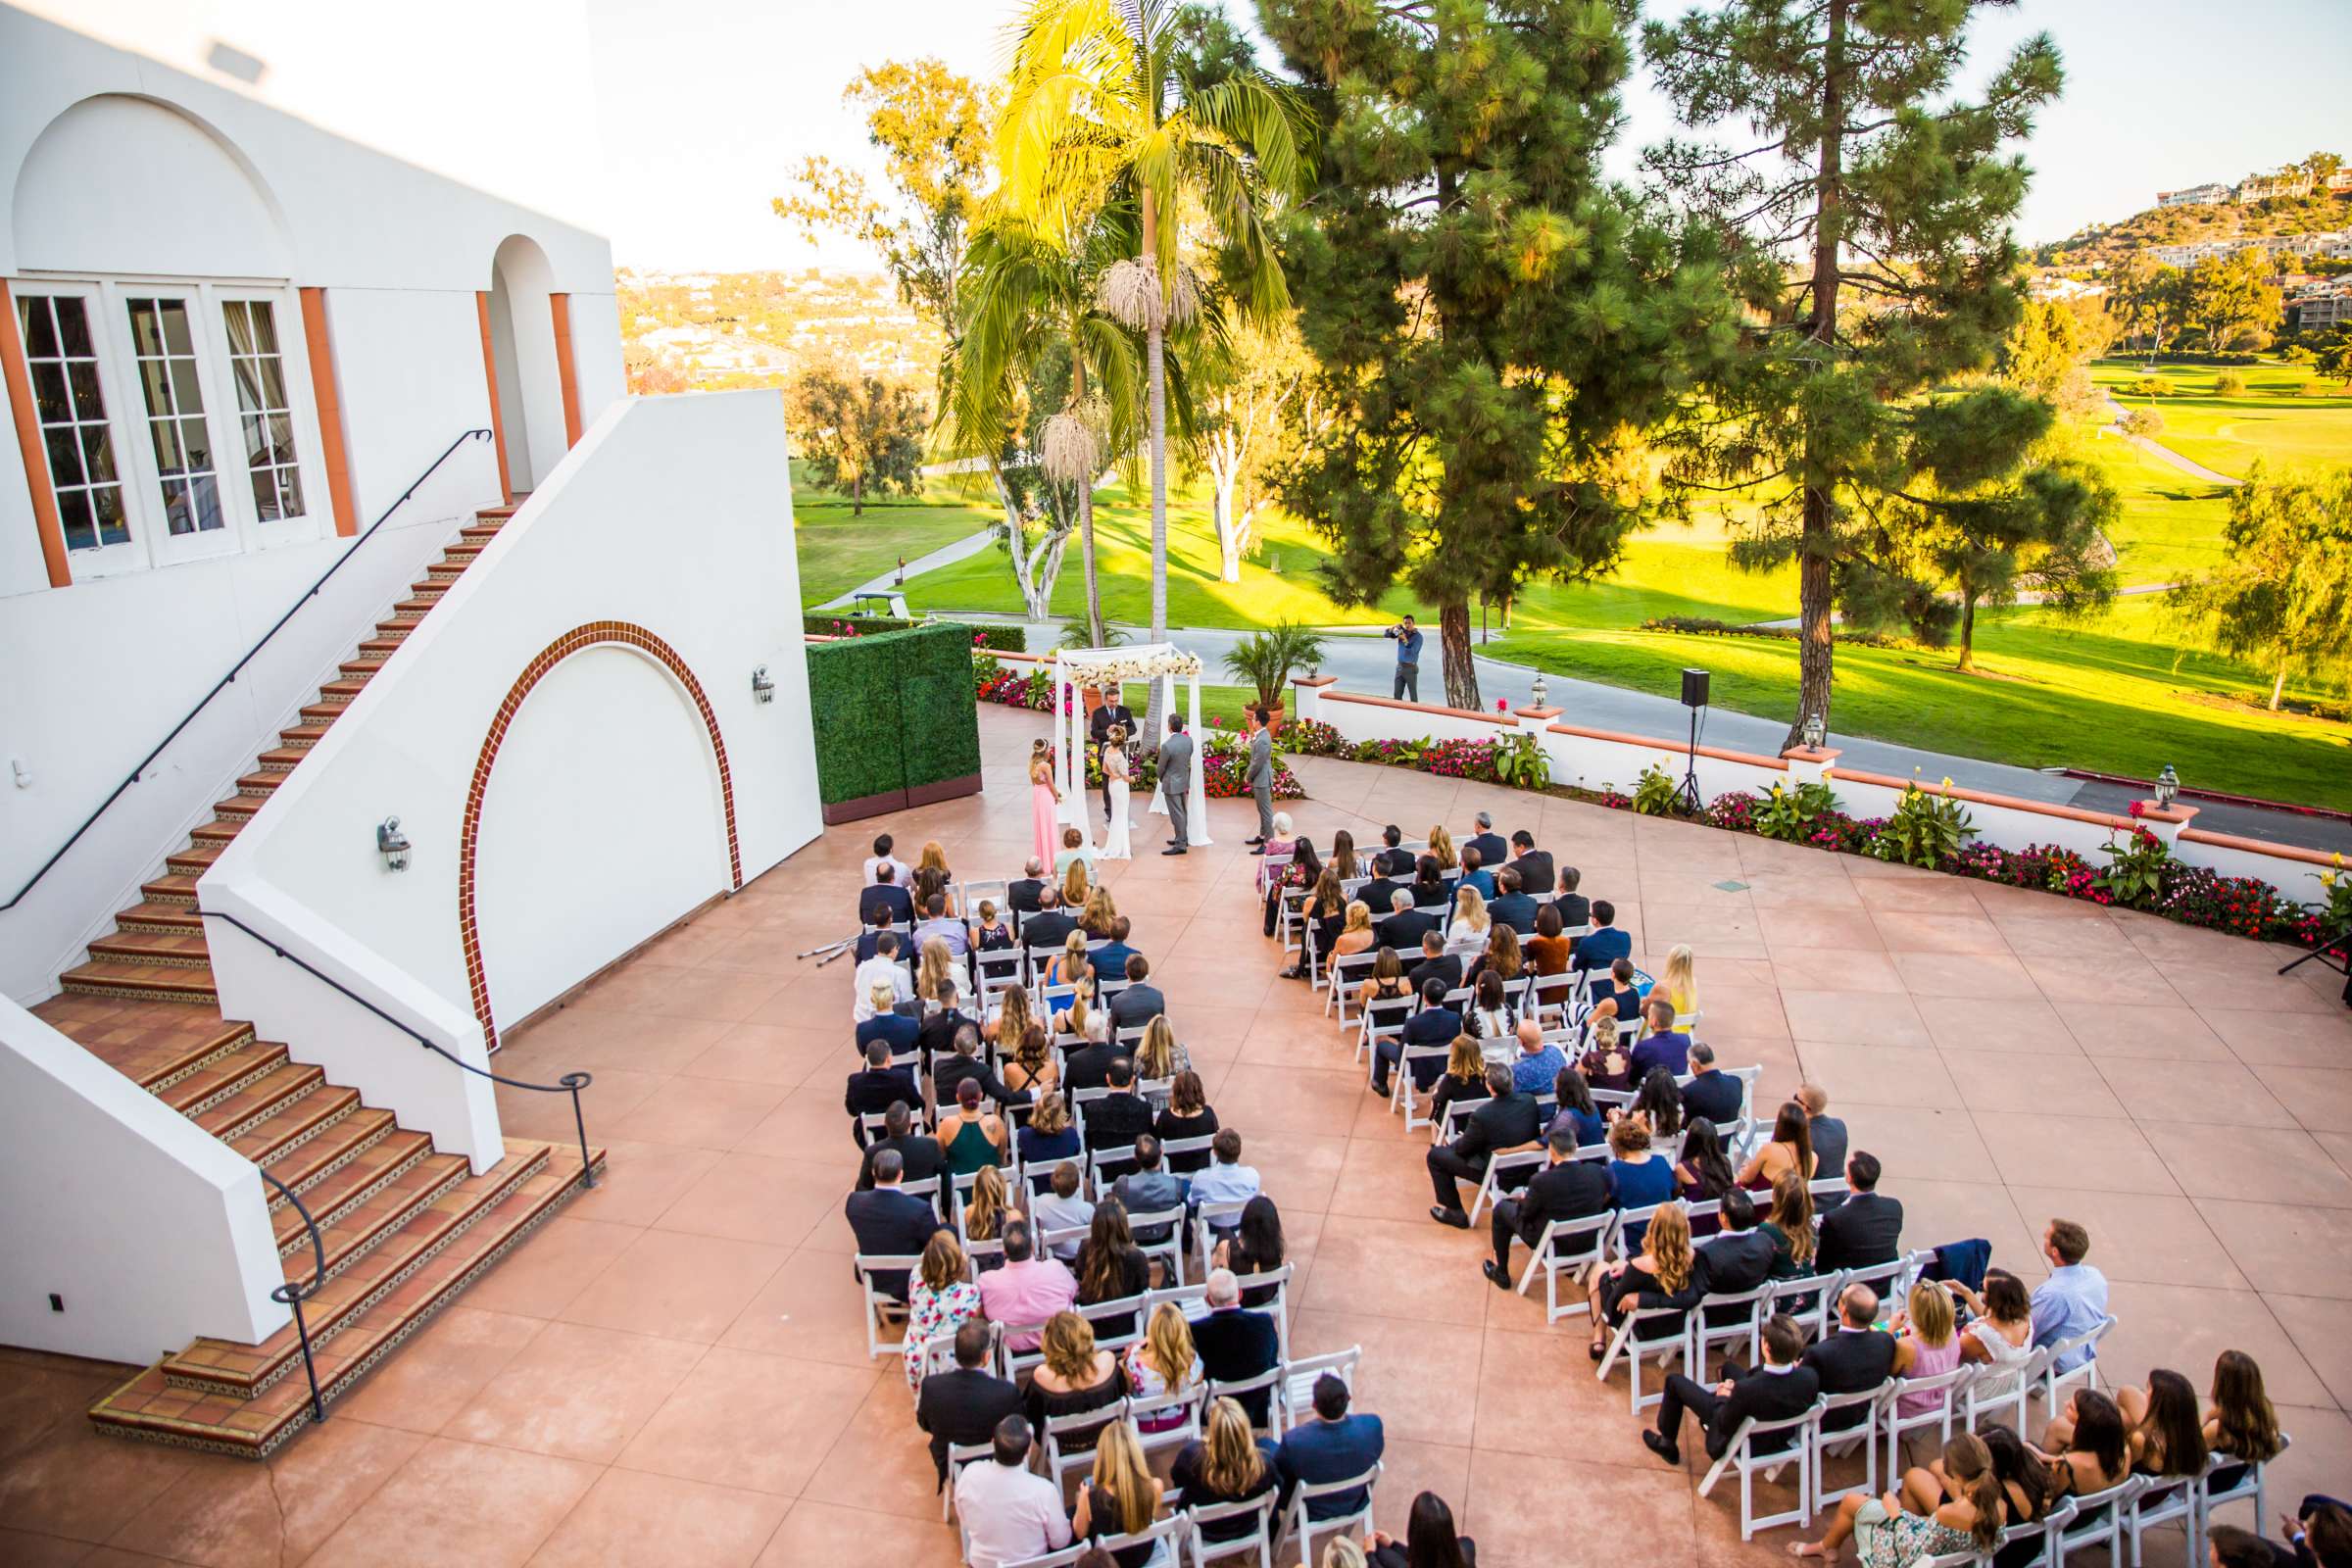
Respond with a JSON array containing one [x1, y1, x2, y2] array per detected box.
[[1246, 708, 1276, 852]]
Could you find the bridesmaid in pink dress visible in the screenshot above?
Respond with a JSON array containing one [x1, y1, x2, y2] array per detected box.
[[1029, 740, 1060, 866]]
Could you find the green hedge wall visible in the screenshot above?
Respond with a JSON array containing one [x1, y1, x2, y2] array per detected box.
[[803, 613, 1024, 653], [807, 622, 984, 814]]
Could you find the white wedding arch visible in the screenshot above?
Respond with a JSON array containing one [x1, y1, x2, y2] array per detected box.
[[1049, 643, 1211, 848]]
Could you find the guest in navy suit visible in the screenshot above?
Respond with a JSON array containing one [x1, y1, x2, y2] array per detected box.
[[1569, 901, 1631, 973], [845, 1149, 949, 1300], [1277, 1374, 1386, 1522]]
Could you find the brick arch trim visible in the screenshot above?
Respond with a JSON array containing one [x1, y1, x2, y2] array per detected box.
[[461, 620, 744, 1049]]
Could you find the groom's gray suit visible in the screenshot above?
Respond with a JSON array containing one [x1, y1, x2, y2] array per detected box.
[[1157, 726, 1196, 851], [1248, 722, 1275, 839]]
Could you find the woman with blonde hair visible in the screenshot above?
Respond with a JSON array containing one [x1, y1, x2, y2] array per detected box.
[[1171, 1396, 1279, 1544], [1056, 979, 1107, 1045], [1122, 1301, 1202, 1433], [1133, 1015, 1190, 1106], [1069, 1418, 1164, 1565], [1427, 1035, 1490, 1131], [984, 982, 1034, 1047], [1080, 884, 1118, 939], [1890, 1277, 1964, 1418], [915, 936, 966, 1013], [902, 1230, 978, 1396], [963, 1165, 1012, 1253], [1332, 900, 1376, 959], [1589, 1199, 1693, 1359], [1018, 1086, 1082, 1165], [913, 839, 953, 909], [1026, 1310, 1128, 1453], [1427, 823, 1456, 870], [1656, 943, 1698, 1020], [1447, 884, 1490, 944], [1060, 852, 1092, 909], [1046, 928, 1092, 989]]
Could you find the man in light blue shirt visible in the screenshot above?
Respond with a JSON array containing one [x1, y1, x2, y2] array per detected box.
[[1384, 614, 1424, 702], [2029, 1217, 2109, 1374], [1187, 1128, 1262, 1217], [912, 892, 969, 957], [1509, 1019, 1565, 1095]]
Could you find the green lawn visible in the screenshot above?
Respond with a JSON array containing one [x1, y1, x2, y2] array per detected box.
[[2092, 358, 2352, 479], [2075, 432, 2234, 585], [1492, 595, 2352, 810]]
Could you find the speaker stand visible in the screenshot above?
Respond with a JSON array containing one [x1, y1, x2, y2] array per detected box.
[[1676, 705, 1704, 816]]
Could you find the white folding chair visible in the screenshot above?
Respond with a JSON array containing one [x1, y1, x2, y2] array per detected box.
[[853, 1252, 923, 1359], [1882, 1363, 1979, 1478], [1040, 1398, 1130, 1496], [2125, 1467, 2203, 1568], [1126, 1205, 1189, 1286], [2036, 1314, 2116, 1416], [999, 1317, 1054, 1383], [1206, 1364, 1286, 1441], [1687, 1277, 1768, 1382], [1003, 1511, 1185, 1568], [2052, 1476, 2143, 1568], [1394, 1045, 1457, 1130], [1928, 1501, 2076, 1568], [1810, 1381, 1892, 1515], [1076, 1292, 1151, 1354], [1964, 1348, 2040, 1437], [1325, 952, 1380, 1024], [1192, 1199, 1253, 1281], [1278, 1346, 1364, 1432], [1187, 1493, 1277, 1568], [944, 1436, 995, 1530], [2199, 1433, 2289, 1542], [1358, 993, 1413, 1067], [1596, 1300, 1690, 1413], [1761, 1272, 1836, 1345], [1516, 1211, 1613, 1326], [1698, 1399, 1824, 1540], [1528, 970, 1578, 1029], [1465, 1147, 1545, 1226], [1277, 1462, 1383, 1568]]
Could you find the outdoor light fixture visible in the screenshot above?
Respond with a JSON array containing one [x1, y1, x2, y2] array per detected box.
[[376, 815, 411, 873], [1529, 671, 1547, 708], [752, 664, 775, 705], [2154, 764, 2180, 809], [1801, 710, 1827, 752]]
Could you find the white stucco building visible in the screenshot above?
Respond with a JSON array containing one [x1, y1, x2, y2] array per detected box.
[[0, 0, 821, 1446]]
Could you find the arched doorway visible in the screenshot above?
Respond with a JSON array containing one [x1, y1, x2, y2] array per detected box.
[[486, 234, 565, 493]]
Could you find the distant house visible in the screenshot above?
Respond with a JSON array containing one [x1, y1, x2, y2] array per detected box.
[[2157, 183, 2231, 208], [2287, 284, 2352, 332], [2237, 171, 2316, 204]]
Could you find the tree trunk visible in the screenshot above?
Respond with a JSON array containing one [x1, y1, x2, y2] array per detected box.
[[2270, 666, 2286, 710], [1142, 187, 1171, 745], [1956, 593, 1977, 672], [1439, 601, 1479, 710], [1210, 436, 1243, 583], [1788, 0, 1846, 755], [851, 470, 864, 517], [1079, 483, 1102, 645]]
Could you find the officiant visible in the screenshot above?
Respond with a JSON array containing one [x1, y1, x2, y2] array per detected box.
[[1088, 684, 1136, 823]]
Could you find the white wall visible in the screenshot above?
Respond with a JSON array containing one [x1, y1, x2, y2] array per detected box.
[[0, 447, 490, 1005], [0, 995, 285, 1363], [475, 645, 732, 1025], [203, 391, 822, 1165]]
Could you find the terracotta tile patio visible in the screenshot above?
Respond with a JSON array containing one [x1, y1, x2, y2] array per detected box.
[[4, 701, 2349, 1566]]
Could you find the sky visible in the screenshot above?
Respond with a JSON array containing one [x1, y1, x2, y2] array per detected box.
[[585, 0, 2352, 273]]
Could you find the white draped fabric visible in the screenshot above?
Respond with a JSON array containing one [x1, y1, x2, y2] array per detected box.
[[1049, 645, 1210, 849]]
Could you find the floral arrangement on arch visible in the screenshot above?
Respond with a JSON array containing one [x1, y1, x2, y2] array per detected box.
[[1054, 649, 1203, 686]]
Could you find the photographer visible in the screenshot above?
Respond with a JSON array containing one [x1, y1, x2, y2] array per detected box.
[[1384, 614, 1424, 702]]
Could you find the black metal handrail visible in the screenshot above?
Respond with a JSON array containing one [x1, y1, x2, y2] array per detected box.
[[257, 1167, 330, 1426], [2, 428, 495, 912], [199, 910, 596, 1188]]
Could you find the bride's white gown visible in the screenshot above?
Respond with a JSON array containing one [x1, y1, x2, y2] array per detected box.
[[1102, 751, 1134, 859]]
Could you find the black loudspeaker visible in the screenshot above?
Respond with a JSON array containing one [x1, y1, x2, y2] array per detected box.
[[1680, 668, 1710, 710]]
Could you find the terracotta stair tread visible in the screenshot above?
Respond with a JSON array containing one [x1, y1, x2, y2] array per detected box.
[[140, 873, 203, 905], [337, 658, 380, 676], [389, 599, 438, 617], [87, 927, 211, 964], [225, 1084, 360, 1165], [263, 1105, 398, 1194], [141, 1144, 577, 1409], [441, 541, 484, 558], [192, 1061, 326, 1138], [358, 636, 410, 654], [278, 722, 333, 746], [188, 815, 246, 844], [114, 900, 203, 933], [213, 793, 265, 817], [234, 771, 285, 794], [30, 994, 251, 1089], [255, 748, 310, 771], [268, 1129, 435, 1247], [298, 702, 348, 723], [318, 676, 373, 699], [157, 1039, 291, 1115], [373, 616, 419, 635], [60, 958, 218, 1002], [167, 842, 226, 874], [406, 578, 448, 596], [288, 1150, 468, 1275]]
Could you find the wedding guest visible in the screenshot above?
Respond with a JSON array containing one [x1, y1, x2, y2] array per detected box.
[[1487, 1125, 1612, 1289], [1328, 829, 1362, 882], [2202, 1349, 2283, 1492], [1816, 1152, 1903, 1271], [852, 933, 914, 1021], [1407, 930, 1463, 998], [1154, 1072, 1219, 1172], [1889, 1278, 1967, 1417], [1488, 867, 1540, 936], [1171, 1397, 1281, 1546], [962, 1165, 1013, 1267], [1095, 917, 1142, 983], [859, 861, 915, 928], [916, 1318, 1021, 1488], [1568, 901, 1630, 973], [1626, 997, 1691, 1079], [1761, 1171, 1818, 1278], [1798, 1083, 1848, 1185], [1427, 1037, 1492, 1134], [1583, 957, 1644, 1027], [1675, 1116, 1739, 1212], [1463, 924, 1525, 991], [1369, 1491, 1478, 1568], [846, 1038, 919, 1148], [1018, 1090, 1082, 1166], [1333, 901, 1376, 960], [856, 1101, 945, 1192], [1056, 824, 1098, 881], [1549, 865, 1590, 928], [974, 899, 1014, 952], [2030, 1219, 2110, 1374], [1214, 1195, 1287, 1306], [1738, 1101, 1819, 1191], [1004, 1024, 1058, 1101], [1427, 824, 1458, 873], [1025, 1311, 1129, 1454], [1653, 943, 1698, 1021], [1080, 885, 1119, 940], [956, 1415, 1069, 1568], [1106, 955, 1166, 1032], [1949, 1270, 2037, 1373], [938, 1078, 1008, 1176], [1447, 885, 1491, 945], [913, 893, 969, 957], [1679, 1042, 1744, 1127], [1059, 852, 1091, 909], [1588, 1198, 1690, 1360], [1122, 1302, 1202, 1434], [1074, 1200, 1151, 1336], [1131, 1016, 1191, 1108], [1545, 1065, 1606, 1149], [1263, 838, 1322, 937], [1506, 832, 1553, 907], [1359, 945, 1415, 1013], [983, 984, 1035, 1048], [1187, 1127, 1260, 1211], [1283, 867, 1348, 981], [863, 833, 910, 888], [1030, 1163, 1094, 1264], [1070, 1421, 1162, 1567], [1525, 905, 1572, 975], [904, 1231, 983, 1396]]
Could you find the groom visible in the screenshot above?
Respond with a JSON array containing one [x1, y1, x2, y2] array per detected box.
[[1245, 707, 1276, 853], [1157, 714, 1195, 857], [1088, 685, 1135, 823]]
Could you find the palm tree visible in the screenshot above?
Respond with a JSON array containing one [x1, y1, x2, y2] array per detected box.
[[998, 0, 1308, 720], [952, 210, 1143, 644]]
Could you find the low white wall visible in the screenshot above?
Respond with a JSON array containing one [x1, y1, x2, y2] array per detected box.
[[1298, 680, 2338, 907], [0, 996, 285, 1363], [0, 441, 495, 1005], [204, 391, 822, 1166]]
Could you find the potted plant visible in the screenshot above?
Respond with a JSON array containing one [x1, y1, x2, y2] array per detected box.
[[1222, 621, 1326, 731]]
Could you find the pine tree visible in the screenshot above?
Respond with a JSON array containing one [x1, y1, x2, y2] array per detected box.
[[1256, 0, 1740, 709], [1643, 0, 2065, 747]]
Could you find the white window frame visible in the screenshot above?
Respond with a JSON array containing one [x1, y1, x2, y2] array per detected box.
[[7, 272, 330, 578], [12, 280, 143, 580]]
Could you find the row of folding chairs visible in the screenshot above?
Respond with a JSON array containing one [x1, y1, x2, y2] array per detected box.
[[983, 1457, 1385, 1568]]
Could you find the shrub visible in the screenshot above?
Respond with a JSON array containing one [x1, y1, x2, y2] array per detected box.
[[1222, 622, 1327, 709], [2130, 375, 2178, 398], [2118, 408, 2164, 438], [2095, 825, 2173, 908], [1492, 731, 1551, 790], [1630, 763, 1680, 816], [1875, 780, 1979, 868], [2213, 371, 2247, 397], [1755, 780, 1839, 844], [808, 614, 1024, 653], [1276, 718, 1349, 757], [1705, 792, 1761, 833], [1640, 615, 1910, 650]]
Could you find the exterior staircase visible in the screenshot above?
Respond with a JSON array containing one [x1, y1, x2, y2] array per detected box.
[[27, 504, 609, 1459]]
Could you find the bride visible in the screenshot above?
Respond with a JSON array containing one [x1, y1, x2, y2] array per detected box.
[[1101, 725, 1134, 859]]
